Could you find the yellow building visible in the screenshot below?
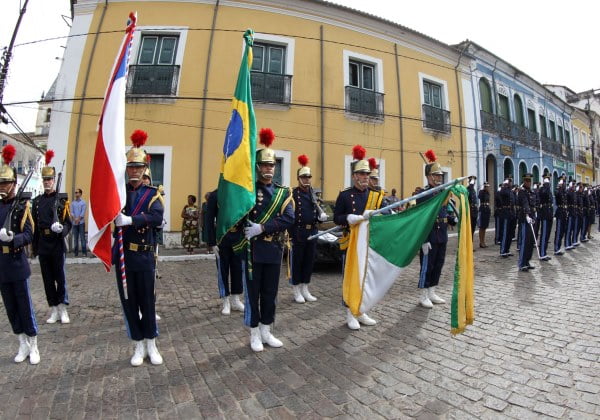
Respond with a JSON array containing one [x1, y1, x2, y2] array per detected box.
[[571, 109, 594, 183], [49, 0, 471, 241]]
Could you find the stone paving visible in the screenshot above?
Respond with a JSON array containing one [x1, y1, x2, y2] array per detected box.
[[0, 231, 599, 419]]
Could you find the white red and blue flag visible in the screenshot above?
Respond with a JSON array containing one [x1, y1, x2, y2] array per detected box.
[[88, 12, 137, 270]]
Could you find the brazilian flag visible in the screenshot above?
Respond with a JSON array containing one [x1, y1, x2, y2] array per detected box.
[[216, 29, 257, 243]]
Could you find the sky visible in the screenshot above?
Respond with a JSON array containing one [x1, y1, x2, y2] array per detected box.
[[1, 0, 598, 133]]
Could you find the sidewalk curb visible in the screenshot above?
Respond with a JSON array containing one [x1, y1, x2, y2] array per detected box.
[[29, 253, 215, 265]]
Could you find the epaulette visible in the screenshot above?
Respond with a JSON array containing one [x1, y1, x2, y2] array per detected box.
[[149, 188, 164, 208], [341, 187, 352, 192], [20, 200, 34, 233], [158, 184, 165, 194]]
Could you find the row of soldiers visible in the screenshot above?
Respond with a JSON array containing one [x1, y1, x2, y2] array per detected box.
[[0, 128, 457, 363], [467, 173, 599, 271]]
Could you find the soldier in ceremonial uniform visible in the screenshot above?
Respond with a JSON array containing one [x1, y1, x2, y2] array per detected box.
[[574, 182, 584, 246], [243, 128, 294, 352], [537, 177, 553, 261], [290, 155, 327, 304], [417, 149, 456, 308], [516, 173, 535, 271], [586, 186, 596, 240], [113, 129, 164, 366], [334, 145, 383, 329], [0, 145, 40, 365], [467, 176, 478, 242], [477, 181, 491, 248], [494, 185, 501, 245], [498, 177, 516, 257], [581, 184, 590, 243], [565, 181, 577, 250], [32, 150, 72, 325], [553, 176, 568, 255], [205, 188, 245, 315]]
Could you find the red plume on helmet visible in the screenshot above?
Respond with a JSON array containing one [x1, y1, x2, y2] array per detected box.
[[297, 154, 309, 167], [146, 153, 152, 164], [2, 145, 16, 165], [424, 149, 437, 163], [130, 129, 148, 148], [352, 145, 366, 160], [45, 149, 55, 166], [368, 157, 378, 170], [259, 128, 275, 147]]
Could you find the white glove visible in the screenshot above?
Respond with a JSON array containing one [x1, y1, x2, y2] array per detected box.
[[363, 209, 375, 220], [160, 219, 167, 228], [453, 216, 459, 224], [526, 215, 533, 224], [51, 222, 64, 233], [212, 245, 219, 254], [115, 213, 133, 227], [421, 242, 432, 255], [0, 228, 14, 242], [346, 214, 364, 225], [244, 222, 263, 240], [318, 212, 327, 222]]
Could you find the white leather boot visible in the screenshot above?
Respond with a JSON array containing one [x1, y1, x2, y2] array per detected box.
[[46, 306, 59, 324], [250, 327, 263, 352], [58, 304, 70, 324], [292, 285, 305, 303], [28, 336, 40, 365], [14, 333, 30, 363], [357, 313, 377, 326], [419, 289, 433, 308], [230, 295, 245, 312], [346, 309, 360, 330], [146, 338, 163, 365], [259, 323, 283, 348], [130, 340, 146, 366], [221, 296, 231, 315], [301, 284, 317, 302], [428, 286, 446, 304]]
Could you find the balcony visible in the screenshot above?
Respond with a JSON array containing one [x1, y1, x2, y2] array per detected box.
[[562, 146, 573, 162], [422, 104, 451, 133], [541, 136, 562, 157], [577, 150, 588, 164], [480, 110, 540, 147], [345, 86, 384, 118], [126, 65, 180, 96], [251, 72, 292, 105]]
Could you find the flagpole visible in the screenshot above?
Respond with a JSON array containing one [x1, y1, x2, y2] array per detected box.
[[308, 176, 468, 240], [118, 227, 128, 299]]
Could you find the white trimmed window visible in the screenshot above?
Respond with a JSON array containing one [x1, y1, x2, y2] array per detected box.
[[343, 50, 384, 118], [251, 33, 295, 105], [419, 73, 450, 133], [127, 26, 188, 99]]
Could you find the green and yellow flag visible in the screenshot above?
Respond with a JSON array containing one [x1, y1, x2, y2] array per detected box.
[[343, 184, 475, 334], [216, 29, 256, 243]]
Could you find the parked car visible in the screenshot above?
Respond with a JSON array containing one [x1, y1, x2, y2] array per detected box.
[[314, 200, 343, 264]]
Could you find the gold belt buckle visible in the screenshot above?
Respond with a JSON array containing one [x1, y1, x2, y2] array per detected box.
[[129, 243, 139, 251], [305, 224, 312, 229], [263, 235, 273, 242], [44, 228, 50, 235], [2, 246, 9, 254]]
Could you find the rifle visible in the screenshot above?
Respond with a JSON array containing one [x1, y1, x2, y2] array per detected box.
[[2, 164, 37, 231], [52, 160, 66, 224]]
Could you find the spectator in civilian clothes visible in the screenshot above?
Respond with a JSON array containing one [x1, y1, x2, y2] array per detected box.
[[70, 188, 87, 257]]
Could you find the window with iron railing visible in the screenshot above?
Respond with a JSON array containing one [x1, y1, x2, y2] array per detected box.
[[251, 42, 291, 104], [127, 34, 180, 96], [345, 86, 384, 117], [423, 104, 450, 133]]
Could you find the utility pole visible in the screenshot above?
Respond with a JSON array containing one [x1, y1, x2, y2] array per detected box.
[[0, 0, 30, 124]]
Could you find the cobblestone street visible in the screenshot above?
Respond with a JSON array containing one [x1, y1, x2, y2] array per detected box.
[[0, 232, 599, 419]]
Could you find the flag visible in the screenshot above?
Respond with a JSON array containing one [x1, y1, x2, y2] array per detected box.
[[343, 185, 474, 334], [216, 29, 257, 243], [88, 12, 137, 270]]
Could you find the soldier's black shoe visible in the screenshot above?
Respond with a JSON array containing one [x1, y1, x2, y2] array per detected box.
[[527, 264, 535, 270], [500, 253, 510, 258], [554, 251, 564, 256], [519, 266, 529, 272], [581, 238, 589, 243]]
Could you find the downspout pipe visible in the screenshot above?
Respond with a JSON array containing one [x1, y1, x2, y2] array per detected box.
[[198, 0, 220, 202], [393, 44, 404, 197], [71, 0, 108, 196], [319, 26, 325, 196], [454, 44, 467, 180]]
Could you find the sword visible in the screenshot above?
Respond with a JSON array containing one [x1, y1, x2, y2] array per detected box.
[[529, 219, 541, 260]]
